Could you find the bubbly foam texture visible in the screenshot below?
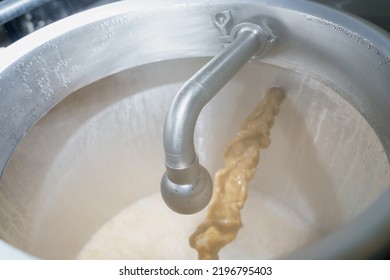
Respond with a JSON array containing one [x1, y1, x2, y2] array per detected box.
[[77, 190, 320, 259], [78, 87, 320, 260]]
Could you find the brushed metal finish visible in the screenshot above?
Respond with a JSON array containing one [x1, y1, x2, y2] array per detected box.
[[161, 20, 276, 214]]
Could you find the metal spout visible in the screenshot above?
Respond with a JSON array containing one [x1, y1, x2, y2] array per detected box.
[[161, 12, 277, 214]]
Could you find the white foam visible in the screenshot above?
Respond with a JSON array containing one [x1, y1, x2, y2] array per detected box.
[[78, 190, 320, 259]]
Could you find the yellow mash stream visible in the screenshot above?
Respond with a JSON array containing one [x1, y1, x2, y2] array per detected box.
[[189, 87, 285, 260]]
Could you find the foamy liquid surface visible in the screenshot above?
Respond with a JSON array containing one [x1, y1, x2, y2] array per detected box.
[[78, 191, 320, 259]]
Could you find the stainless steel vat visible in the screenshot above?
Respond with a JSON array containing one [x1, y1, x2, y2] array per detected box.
[[0, 0, 389, 259]]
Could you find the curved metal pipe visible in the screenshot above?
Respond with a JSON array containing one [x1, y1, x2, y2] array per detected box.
[[0, 0, 50, 25], [161, 20, 277, 214]]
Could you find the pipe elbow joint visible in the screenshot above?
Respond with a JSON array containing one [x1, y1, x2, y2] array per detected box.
[[160, 14, 276, 215]]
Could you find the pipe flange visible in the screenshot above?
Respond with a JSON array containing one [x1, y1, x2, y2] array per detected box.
[[212, 11, 277, 61], [229, 22, 277, 61]]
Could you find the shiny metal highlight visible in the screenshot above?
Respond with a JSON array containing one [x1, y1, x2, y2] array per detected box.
[[161, 17, 277, 214]]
